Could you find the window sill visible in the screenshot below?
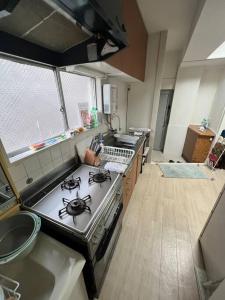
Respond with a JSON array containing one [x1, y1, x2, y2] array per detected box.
[[8, 133, 73, 165], [3, 124, 108, 166]]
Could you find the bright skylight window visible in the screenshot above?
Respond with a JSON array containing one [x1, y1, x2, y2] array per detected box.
[[207, 41, 225, 59]]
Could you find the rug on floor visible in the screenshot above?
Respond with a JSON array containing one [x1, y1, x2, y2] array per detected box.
[[159, 163, 208, 179]]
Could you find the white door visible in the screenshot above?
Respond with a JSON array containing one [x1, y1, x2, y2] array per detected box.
[[154, 90, 173, 151]]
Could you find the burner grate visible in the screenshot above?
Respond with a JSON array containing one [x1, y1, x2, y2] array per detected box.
[[61, 176, 81, 191], [58, 193, 91, 222], [89, 170, 111, 184]]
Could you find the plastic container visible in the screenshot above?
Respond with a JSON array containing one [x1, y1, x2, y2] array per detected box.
[[90, 107, 98, 128], [100, 146, 135, 164]]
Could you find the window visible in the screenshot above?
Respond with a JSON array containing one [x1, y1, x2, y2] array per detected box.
[[0, 58, 64, 155], [60, 71, 96, 129], [0, 57, 98, 160]]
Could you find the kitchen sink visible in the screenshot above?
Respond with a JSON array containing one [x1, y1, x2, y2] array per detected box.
[[0, 233, 86, 300], [1, 257, 55, 300]]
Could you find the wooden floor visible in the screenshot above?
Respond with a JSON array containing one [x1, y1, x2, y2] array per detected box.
[[99, 164, 225, 300]]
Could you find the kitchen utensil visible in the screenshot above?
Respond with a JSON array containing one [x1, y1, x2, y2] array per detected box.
[[99, 146, 134, 164], [92, 141, 96, 151], [95, 146, 102, 157], [90, 138, 95, 150]]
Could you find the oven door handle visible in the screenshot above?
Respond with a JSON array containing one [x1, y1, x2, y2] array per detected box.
[[95, 203, 123, 262]]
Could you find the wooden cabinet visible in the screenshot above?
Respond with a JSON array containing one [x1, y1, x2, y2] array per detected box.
[[136, 145, 143, 182], [122, 143, 144, 213], [182, 125, 215, 163], [106, 0, 148, 81], [123, 156, 137, 212]]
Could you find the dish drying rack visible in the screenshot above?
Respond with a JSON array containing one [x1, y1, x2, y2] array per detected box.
[[100, 146, 134, 164], [0, 274, 21, 299]]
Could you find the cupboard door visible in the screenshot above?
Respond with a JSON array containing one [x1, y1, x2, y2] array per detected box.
[[136, 146, 143, 181], [122, 157, 137, 212], [192, 137, 214, 162], [106, 0, 147, 81]]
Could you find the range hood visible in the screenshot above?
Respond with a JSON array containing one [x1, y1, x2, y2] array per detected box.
[[0, 0, 127, 66]]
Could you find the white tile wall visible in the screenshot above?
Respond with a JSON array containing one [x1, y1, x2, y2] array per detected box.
[[50, 146, 62, 161], [37, 150, 52, 168], [8, 164, 27, 181], [41, 162, 54, 176], [52, 157, 63, 168], [7, 124, 108, 193], [23, 156, 41, 174], [14, 177, 28, 192]]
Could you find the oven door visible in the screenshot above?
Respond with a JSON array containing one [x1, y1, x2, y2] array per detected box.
[[93, 202, 123, 294]]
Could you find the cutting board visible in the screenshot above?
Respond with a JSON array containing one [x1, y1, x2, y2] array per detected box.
[[75, 136, 93, 163]]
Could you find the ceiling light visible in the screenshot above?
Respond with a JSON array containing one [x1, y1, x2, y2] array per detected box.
[[208, 41, 225, 59]]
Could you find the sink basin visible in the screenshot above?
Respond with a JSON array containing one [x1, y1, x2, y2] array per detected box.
[[1, 258, 55, 300], [114, 134, 139, 145], [0, 233, 86, 300]]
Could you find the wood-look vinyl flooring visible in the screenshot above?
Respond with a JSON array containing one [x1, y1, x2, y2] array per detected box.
[[99, 164, 225, 300]]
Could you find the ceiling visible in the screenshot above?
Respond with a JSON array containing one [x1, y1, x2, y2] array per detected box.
[[136, 0, 199, 51], [183, 0, 225, 62]]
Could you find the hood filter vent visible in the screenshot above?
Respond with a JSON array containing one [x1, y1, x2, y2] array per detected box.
[[0, 0, 127, 66]]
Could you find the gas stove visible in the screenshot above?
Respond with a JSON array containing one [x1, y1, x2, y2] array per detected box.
[[29, 165, 121, 235], [22, 164, 123, 300]]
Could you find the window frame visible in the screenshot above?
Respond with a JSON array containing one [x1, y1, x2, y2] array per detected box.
[[58, 68, 98, 123], [0, 54, 98, 161]]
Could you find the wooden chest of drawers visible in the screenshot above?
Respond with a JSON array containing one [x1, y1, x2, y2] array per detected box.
[[182, 125, 215, 163]]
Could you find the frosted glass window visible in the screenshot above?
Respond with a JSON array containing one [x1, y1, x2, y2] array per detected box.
[[0, 58, 64, 154], [60, 71, 96, 129]]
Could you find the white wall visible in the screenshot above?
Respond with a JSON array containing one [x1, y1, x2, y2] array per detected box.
[[191, 67, 223, 124], [164, 66, 202, 158], [127, 32, 167, 143], [161, 50, 182, 89], [209, 67, 225, 134], [127, 33, 161, 129], [107, 77, 128, 133], [164, 65, 225, 158]]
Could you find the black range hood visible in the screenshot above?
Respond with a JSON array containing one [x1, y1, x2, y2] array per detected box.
[[0, 0, 127, 66]]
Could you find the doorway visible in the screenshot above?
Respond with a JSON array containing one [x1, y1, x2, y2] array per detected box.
[[154, 89, 173, 152]]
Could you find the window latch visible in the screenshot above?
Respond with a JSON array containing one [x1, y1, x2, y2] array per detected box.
[[60, 106, 64, 113]]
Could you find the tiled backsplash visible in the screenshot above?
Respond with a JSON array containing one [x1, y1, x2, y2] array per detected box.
[[7, 125, 108, 193]]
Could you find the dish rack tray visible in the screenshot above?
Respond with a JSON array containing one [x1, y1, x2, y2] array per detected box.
[[100, 146, 135, 164], [0, 274, 21, 299]]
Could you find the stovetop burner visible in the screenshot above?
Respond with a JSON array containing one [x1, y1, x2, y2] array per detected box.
[[58, 193, 91, 221], [30, 165, 120, 233], [61, 176, 81, 191], [89, 170, 111, 184]]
